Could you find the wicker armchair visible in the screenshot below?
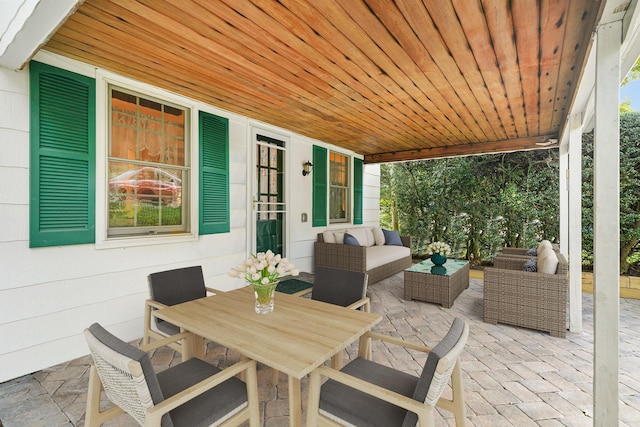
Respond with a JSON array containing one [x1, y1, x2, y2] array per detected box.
[[84, 323, 260, 427], [306, 318, 468, 427], [483, 254, 568, 338]]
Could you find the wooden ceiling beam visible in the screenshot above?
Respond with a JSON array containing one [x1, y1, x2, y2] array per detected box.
[[364, 135, 559, 164]]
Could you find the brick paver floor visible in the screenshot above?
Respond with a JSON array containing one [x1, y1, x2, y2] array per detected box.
[[1, 272, 639, 426]]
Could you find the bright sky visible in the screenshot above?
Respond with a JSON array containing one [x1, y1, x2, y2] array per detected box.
[[621, 78, 640, 111]]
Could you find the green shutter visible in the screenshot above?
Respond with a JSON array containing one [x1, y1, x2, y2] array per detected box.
[[312, 145, 327, 227], [29, 61, 96, 248], [199, 111, 229, 234], [353, 158, 363, 225]]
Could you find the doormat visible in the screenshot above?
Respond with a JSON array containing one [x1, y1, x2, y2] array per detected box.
[[276, 278, 313, 295]]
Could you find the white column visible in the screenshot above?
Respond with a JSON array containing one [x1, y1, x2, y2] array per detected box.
[[568, 114, 582, 334], [559, 139, 569, 257], [593, 21, 621, 427]]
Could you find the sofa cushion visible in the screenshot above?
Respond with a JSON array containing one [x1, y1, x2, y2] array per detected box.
[[347, 227, 374, 247], [333, 232, 345, 244], [343, 233, 360, 246], [372, 226, 386, 246], [537, 240, 552, 255], [538, 249, 559, 274], [322, 231, 337, 244], [382, 229, 403, 246], [366, 245, 411, 270]]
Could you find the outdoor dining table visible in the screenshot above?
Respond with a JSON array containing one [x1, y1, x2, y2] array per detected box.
[[154, 285, 382, 426]]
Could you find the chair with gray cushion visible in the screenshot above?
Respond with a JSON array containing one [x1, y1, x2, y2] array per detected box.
[[271, 267, 369, 386], [84, 322, 260, 427], [310, 266, 370, 312], [143, 266, 220, 355], [306, 317, 469, 427]]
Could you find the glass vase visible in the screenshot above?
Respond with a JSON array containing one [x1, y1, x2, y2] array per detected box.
[[252, 281, 279, 314]]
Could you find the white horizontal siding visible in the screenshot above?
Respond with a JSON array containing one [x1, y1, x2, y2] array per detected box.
[[0, 53, 380, 382]]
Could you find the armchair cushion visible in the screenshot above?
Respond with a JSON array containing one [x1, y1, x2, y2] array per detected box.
[[526, 248, 537, 256], [320, 358, 417, 426], [538, 249, 559, 274], [156, 359, 248, 427], [537, 239, 553, 254]]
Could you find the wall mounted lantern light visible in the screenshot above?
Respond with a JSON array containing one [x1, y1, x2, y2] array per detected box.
[[302, 161, 313, 176]]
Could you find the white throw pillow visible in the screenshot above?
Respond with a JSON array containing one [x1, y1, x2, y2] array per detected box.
[[346, 228, 369, 247], [333, 232, 345, 244], [538, 249, 559, 274], [372, 226, 386, 246], [322, 231, 336, 244], [537, 240, 553, 255]]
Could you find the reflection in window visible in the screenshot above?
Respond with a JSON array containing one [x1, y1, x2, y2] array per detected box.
[[108, 87, 189, 237], [330, 152, 349, 223]]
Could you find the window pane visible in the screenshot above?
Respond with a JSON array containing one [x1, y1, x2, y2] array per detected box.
[[330, 187, 347, 220], [330, 152, 348, 186], [108, 87, 187, 237], [329, 151, 350, 223]]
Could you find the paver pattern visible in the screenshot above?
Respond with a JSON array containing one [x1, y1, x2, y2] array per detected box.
[[1, 272, 639, 426]]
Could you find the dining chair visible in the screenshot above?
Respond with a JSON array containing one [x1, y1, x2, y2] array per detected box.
[[306, 317, 469, 427], [84, 323, 260, 427], [143, 266, 220, 356], [271, 267, 369, 385], [310, 266, 370, 312]]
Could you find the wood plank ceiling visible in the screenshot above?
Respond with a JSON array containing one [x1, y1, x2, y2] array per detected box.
[[43, 0, 604, 163]]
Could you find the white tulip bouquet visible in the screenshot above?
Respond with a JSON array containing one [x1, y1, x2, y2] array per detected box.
[[229, 250, 299, 286]]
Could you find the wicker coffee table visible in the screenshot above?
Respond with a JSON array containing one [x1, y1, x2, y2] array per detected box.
[[404, 259, 470, 308]]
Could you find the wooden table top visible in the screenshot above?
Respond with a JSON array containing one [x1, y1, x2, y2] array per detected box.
[[155, 286, 382, 378]]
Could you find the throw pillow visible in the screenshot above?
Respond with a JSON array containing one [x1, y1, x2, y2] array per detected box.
[[538, 249, 559, 274], [537, 239, 552, 255], [382, 229, 403, 246], [525, 248, 537, 256], [523, 258, 537, 272], [333, 232, 345, 244], [322, 231, 336, 244], [372, 226, 386, 246], [343, 233, 360, 246]]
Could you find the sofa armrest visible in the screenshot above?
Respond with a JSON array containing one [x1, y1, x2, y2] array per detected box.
[[400, 235, 411, 248]]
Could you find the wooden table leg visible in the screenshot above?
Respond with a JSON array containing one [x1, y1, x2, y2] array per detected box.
[[180, 328, 199, 362], [330, 350, 344, 370], [288, 376, 302, 427]]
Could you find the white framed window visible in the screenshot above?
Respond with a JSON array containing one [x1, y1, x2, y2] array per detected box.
[[107, 86, 190, 237], [329, 151, 350, 223]]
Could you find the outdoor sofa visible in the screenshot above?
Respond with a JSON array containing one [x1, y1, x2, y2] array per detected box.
[[483, 249, 568, 338], [314, 226, 412, 284]]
